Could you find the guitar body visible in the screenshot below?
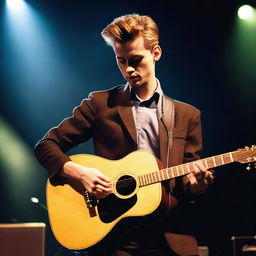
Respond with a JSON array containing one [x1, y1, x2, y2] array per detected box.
[[46, 146, 256, 253], [46, 151, 171, 252]]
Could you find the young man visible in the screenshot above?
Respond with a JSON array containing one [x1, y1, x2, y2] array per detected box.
[[35, 14, 214, 256]]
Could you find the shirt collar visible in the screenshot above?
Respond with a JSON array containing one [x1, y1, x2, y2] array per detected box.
[[129, 79, 163, 109]]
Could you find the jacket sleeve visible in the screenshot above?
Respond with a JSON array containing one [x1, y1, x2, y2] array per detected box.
[[182, 109, 204, 201], [183, 108, 202, 164], [34, 94, 96, 178], [172, 107, 204, 202]]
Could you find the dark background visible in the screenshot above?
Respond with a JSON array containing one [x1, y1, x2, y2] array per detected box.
[[0, 0, 255, 255]]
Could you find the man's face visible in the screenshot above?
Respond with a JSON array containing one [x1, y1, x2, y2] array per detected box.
[[113, 36, 158, 89]]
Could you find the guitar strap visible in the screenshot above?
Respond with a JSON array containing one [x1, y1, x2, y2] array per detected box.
[[162, 96, 175, 168]]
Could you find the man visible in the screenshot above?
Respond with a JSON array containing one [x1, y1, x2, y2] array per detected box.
[[35, 14, 214, 256]]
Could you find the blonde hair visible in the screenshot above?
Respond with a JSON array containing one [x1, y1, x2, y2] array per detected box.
[[101, 14, 159, 50]]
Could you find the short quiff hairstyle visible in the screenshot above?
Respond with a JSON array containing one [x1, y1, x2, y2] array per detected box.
[[101, 14, 159, 50]]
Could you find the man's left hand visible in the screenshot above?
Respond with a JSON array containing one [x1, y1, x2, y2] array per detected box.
[[187, 160, 215, 194]]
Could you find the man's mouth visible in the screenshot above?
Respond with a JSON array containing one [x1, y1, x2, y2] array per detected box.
[[128, 76, 139, 81]]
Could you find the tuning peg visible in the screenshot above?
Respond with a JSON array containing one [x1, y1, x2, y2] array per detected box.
[[251, 145, 255, 149], [246, 164, 252, 171]]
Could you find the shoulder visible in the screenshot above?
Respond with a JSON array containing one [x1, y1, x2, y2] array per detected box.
[[172, 99, 201, 117], [163, 96, 201, 126], [78, 84, 126, 111], [88, 84, 125, 99]]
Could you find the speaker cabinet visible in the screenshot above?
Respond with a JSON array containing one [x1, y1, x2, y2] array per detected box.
[[0, 223, 45, 256], [231, 235, 256, 256]]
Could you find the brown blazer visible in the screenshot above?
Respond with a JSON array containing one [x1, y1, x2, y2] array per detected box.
[[35, 84, 202, 180]]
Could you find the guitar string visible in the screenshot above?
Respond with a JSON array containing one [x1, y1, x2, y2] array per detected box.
[[115, 151, 255, 188]]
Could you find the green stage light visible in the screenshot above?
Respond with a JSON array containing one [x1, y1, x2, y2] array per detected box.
[[238, 5, 253, 20]]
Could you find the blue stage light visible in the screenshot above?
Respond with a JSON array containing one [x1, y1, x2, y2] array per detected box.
[[6, 0, 25, 11]]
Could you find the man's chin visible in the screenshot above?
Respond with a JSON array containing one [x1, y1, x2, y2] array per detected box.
[[129, 80, 143, 88]]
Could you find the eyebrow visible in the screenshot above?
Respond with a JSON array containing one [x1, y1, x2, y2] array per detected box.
[[116, 55, 143, 59]]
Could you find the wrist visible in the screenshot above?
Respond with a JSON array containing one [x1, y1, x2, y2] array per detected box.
[[61, 161, 82, 180]]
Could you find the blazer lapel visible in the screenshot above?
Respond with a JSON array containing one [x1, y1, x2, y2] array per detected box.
[[116, 84, 137, 144]]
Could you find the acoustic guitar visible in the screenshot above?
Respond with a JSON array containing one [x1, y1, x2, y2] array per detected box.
[[46, 146, 256, 253]]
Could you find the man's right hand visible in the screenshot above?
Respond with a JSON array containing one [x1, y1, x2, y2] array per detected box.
[[62, 161, 113, 199]]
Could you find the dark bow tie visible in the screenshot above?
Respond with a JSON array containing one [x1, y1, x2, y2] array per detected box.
[[130, 89, 159, 108]]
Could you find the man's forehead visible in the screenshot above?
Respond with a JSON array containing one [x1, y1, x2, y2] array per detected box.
[[113, 36, 150, 57]]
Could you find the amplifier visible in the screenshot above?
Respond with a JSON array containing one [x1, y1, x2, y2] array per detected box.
[[0, 223, 46, 256]]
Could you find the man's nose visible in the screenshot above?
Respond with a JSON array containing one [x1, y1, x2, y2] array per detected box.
[[126, 66, 135, 73]]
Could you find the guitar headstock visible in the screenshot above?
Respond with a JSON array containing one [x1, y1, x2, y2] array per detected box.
[[232, 145, 256, 165]]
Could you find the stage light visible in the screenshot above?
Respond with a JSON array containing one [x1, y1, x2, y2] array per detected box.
[[6, 0, 25, 10], [238, 5, 253, 20], [31, 197, 39, 203], [31, 197, 47, 210]]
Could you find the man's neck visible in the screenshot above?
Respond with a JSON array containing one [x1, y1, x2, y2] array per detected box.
[[134, 79, 157, 100]]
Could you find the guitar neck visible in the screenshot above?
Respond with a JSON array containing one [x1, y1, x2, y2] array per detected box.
[[138, 151, 235, 187]]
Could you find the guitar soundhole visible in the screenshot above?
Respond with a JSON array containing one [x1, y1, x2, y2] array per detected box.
[[116, 175, 136, 196]]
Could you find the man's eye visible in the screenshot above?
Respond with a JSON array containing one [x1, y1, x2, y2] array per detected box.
[[129, 57, 142, 66]]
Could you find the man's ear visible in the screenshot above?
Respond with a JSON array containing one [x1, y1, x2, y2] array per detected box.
[[152, 45, 162, 61]]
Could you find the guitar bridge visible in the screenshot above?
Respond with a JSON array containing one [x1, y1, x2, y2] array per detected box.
[[84, 190, 97, 217]]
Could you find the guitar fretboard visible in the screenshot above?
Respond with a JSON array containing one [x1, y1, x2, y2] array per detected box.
[[138, 151, 235, 187]]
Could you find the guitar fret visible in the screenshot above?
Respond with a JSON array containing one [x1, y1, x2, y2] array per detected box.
[[158, 170, 162, 181], [148, 174, 151, 184], [151, 173, 154, 183], [160, 170, 163, 181], [184, 164, 189, 174], [152, 173, 156, 183], [229, 152, 234, 162], [166, 168, 170, 179], [220, 155, 225, 164], [142, 175, 145, 186], [138, 176, 142, 186], [204, 159, 209, 169], [176, 166, 180, 176], [172, 167, 176, 177], [152, 172, 156, 182], [147, 173, 151, 184], [162, 169, 165, 180], [160, 171, 163, 181], [156, 171, 160, 182], [163, 169, 166, 180], [145, 173, 150, 185], [171, 167, 174, 178], [146, 174, 149, 184], [175, 166, 179, 177], [187, 163, 191, 173], [149, 173, 153, 184], [181, 165, 184, 175], [143, 175, 147, 185], [212, 157, 216, 167], [162, 170, 165, 180], [149, 173, 153, 183], [142, 176, 146, 186], [144, 175, 147, 186]]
